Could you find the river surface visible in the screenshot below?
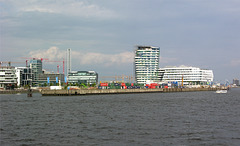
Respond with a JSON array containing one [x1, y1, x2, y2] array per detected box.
[[1, 88, 240, 146]]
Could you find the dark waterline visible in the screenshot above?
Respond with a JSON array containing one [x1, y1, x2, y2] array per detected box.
[[1, 89, 240, 145]]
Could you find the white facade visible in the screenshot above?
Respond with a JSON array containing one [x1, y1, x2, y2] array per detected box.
[[68, 71, 98, 85], [159, 65, 213, 85], [134, 46, 160, 84], [15, 67, 33, 87], [0, 66, 17, 89]]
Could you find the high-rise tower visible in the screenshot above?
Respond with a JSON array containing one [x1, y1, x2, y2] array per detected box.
[[134, 46, 160, 84], [29, 58, 42, 86]]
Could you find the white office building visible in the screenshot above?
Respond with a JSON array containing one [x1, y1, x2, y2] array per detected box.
[[0, 66, 17, 89], [68, 71, 98, 85], [15, 67, 33, 87], [159, 65, 214, 85], [134, 46, 160, 84]]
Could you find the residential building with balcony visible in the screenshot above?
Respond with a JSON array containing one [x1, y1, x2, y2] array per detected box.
[[0, 66, 17, 89], [134, 46, 160, 84]]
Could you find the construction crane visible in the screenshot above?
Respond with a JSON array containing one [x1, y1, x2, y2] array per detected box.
[[20, 57, 49, 67], [20, 57, 49, 61], [57, 65, 60, 74], [0, 61, 25, 67], [100, 75, 134, 83], [45, 59, 65, 75], [21, 57, 49, 68]]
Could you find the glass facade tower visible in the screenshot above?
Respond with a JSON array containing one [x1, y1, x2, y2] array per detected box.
[[29, 59, 42, 86], [134, 46, 160, 84]]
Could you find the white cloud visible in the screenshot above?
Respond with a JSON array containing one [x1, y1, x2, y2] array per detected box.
[[28, 46, 65, 60], [28, 47, 134, 66], [5, 0, 117, 19], [21, 7, 55, 13], [72, 50, 134, 67]]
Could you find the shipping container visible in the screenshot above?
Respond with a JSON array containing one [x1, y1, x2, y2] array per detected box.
[[100, 83, 108, 86], [150, 83, 158, 86]]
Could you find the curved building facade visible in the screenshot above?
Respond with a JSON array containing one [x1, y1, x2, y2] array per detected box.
[[159, 65, 214, 85]]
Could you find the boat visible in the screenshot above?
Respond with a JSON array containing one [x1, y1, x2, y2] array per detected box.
[[216, 90, 227, 93]]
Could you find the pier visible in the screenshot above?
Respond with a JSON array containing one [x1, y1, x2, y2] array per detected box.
[[41, 88, 218, 96]]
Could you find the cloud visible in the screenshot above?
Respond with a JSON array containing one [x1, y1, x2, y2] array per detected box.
[[28, 46, 65, 60], [28, 47, 134, 66], [21, 7, 55, 13], [72, 50, 134, 67], [3, 0, 117, 19]]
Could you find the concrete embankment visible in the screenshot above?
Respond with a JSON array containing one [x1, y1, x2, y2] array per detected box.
[[0, 90, 39, 94], [41, 88, 218, 96]]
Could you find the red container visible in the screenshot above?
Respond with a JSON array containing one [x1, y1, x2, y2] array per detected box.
[[100, 83, 108, 86], [150, 83, 158, 86], [121, 83, 126, 86], [152, 86, 156, 89]]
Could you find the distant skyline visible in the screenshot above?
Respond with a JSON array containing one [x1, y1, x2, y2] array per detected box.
[[0, 0, 239, 83]]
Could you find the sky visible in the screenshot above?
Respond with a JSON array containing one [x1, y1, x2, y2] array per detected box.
[[0, 0, 239, 83]]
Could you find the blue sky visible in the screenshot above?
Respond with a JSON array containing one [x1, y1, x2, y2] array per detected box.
[[0, 0, 239, 83]]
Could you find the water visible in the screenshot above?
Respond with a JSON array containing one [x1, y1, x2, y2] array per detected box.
[[1, 88, 240, 146]]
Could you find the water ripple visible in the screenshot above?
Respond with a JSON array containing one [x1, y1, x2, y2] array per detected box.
[[1, 89, 240, 145]]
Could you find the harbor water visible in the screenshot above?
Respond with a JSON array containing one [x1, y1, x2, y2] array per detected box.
[[1, 88, 240, 145]]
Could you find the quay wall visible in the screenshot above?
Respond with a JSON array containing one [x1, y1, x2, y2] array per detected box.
[[41, 88, 218, 96], [0, 90, 39, 94]]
